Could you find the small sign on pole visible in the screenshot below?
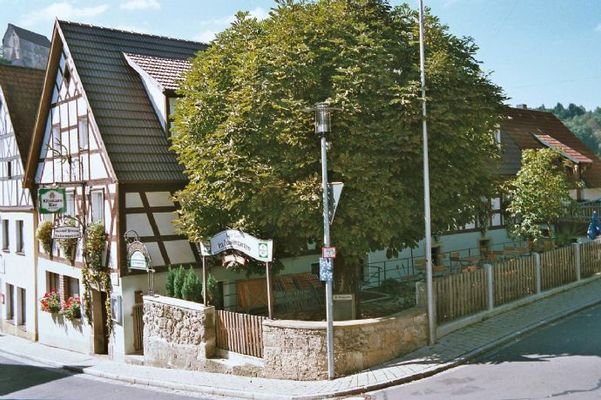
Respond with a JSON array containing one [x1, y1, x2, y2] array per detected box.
[[322, 246, 336, 259], [319, 257, 333, 282]]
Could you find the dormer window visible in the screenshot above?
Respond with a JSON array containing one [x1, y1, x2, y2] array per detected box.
[[64, 66, 71, 87]]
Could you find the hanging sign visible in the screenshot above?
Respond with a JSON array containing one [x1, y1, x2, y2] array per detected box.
[[38, 188, 66, 214], [52, 226, 81, 239], [129, 250, 148, 270], [125, 231, 151, 271], [210, 229, 273, 262]]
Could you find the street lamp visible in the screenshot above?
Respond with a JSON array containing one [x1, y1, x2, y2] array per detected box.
[[309, 101, 338, 380]]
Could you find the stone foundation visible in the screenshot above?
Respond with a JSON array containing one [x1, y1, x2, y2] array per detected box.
[[262, 307, 428, 380], [143, 295, 215, 370]]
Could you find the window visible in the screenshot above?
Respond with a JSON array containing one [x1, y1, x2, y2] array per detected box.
[[90, 190, 104, 223], [65, 191, 75, 217], [6, 161, 11, 178], [15, 220, 23, 254], [51, 125, 60, 150], [78, 116, 88, 149], [6, 283, 14, 321], [2, 220, 9, 251], [64, 276, 80, 298], [47, 271, 60, 293]]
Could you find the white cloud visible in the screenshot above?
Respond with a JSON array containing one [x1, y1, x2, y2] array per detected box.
[[120, 0, 160, 11], [20, 1, 109, 27], [194, 7, 268, 43]]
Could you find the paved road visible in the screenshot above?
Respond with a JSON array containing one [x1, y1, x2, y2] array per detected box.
[[367, 303, 601, 400], [0, 353, 220, 400]]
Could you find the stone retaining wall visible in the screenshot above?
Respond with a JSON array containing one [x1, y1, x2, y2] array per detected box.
[[262, 307, 428, 380], [143, 295, 215, 370]]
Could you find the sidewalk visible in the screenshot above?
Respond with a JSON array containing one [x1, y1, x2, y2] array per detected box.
[[2, 277, 601, 400]]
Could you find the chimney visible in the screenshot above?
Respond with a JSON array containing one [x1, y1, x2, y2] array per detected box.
[[516, 104, 528, 109]]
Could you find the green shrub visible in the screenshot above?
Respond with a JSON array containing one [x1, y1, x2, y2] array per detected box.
[[36, 220, 54, 254], [181, 267, 203, 302], [173, 265, 186, 299], [166, 266, 176, 297]]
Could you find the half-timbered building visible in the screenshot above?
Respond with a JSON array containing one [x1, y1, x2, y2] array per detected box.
[[0, 64, 45, 340], [24, 20, 206, 358]]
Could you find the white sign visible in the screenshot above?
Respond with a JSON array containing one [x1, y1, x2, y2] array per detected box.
[[129, 250, 148, 270], [39, 188, 66, 214], [322, 246, 336, 258], [197, 241, 212, 256], [52, 226, 81, 240], [333, 294, 353, 301], [328, 182, 344, 224], [319, 257, 333, 282], [210, 229, 273, 262]]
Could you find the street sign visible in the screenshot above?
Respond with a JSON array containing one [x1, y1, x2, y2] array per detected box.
[[52, 226, 81, 239], [328, 182, 343, 224], [319, 257, 333, 282], [38, 188, 66, 214], [322, 246, 336, 258], [210, 229, 273, 262]]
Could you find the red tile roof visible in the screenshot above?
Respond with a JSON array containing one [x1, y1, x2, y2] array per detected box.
[[533, 133, 592, 164], [123, 52, 192, 91], [500, 107, 601, 188]]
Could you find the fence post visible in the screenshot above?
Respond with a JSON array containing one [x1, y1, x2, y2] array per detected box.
[[484, 264, 494, 311], [535, 252, 541, 294], [573, 242, 581, 281]]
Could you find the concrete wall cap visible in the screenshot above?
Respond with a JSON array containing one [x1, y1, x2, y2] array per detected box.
[[143, 294, 214, 312]]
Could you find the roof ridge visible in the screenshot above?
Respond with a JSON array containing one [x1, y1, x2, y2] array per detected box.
[[57, 19, 207, 46]]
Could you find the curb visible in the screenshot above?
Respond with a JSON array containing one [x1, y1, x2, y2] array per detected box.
[[2, 288, 601, 400]]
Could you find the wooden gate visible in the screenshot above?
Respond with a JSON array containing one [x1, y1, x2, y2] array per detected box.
[[132, 303, 144, 352], [215, 310, 265, 358]]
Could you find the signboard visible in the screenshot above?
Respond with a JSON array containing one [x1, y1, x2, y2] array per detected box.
[[210, 229, 273, 262], [328, 182, 344, 224], [38, 188, 66, 214], [197, 241, 212, 256], [129, 250, 148, 271], [319, 257, 333, 282], [52, 226, 81, 240], [322, 246, 336, 259], [333, 294, 353, 301]]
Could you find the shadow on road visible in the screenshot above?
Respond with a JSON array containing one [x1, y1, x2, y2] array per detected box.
[[0, 359, 80, 396]]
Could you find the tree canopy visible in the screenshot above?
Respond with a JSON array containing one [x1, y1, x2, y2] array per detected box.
[[171, 0, 505, 279], [504, 148, 573, 241]]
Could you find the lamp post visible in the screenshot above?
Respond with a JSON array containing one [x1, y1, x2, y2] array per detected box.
[[310, 102, 336, 380]]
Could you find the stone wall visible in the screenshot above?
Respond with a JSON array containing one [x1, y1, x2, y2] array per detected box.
[[262, 307, 428, 380], [143, 295, 215, 370]]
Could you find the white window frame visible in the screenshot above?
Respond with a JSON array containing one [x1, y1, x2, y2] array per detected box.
[[90, 189, 104, 224]]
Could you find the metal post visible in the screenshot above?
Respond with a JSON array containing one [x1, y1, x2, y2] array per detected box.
[[418, 0, 435, 345], [202, 255, 208, 306], [266, 262, 274, 319], [321, 132, 335, 380]]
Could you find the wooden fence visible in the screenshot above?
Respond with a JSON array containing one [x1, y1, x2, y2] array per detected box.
[[493, 256, 537, 306], [581, 241, 601, 278], [434, 269, 487, 323], [216, 309, 266, 358], [434, 241, 601, 324], [132, 303, 144, 352], [540, 246, 575, 290]]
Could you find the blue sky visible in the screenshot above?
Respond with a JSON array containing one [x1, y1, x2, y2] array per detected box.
[[1, 0, 600, 110]]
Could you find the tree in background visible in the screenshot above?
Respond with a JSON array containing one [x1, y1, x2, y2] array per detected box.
[[0, 48, 9, 65], [171, 0, 504, 309], [504, 148, 573, 243], [538, 103, 601, 156]]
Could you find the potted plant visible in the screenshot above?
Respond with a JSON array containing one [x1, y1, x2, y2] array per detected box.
[[62, 295, 81, 320], [40, 290, 61, 314], [36, 220, 54, 255]]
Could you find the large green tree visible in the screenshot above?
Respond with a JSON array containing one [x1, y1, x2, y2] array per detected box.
[[504, 148, 573, 242], [171, 0, 504, 301]]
